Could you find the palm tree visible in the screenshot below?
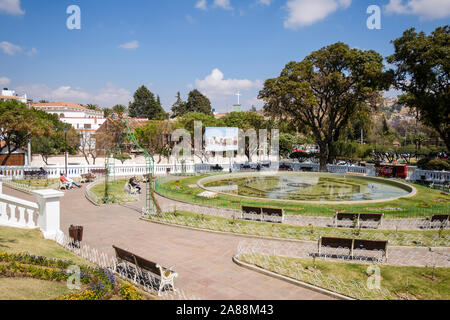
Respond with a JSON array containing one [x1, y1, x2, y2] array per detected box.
[[112, 104, 127, 116]]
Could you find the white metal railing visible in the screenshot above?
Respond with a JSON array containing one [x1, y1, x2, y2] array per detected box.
[[0, 164, 199, 180], [0, 193, 39, 229], [1, 163, 447, 182], [414, 169, 450, 183], [327, 165, 367, 175]]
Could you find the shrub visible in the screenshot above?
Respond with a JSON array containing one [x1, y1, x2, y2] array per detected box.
[[119, 283, 143, 300], [417, 158, 450, 171]]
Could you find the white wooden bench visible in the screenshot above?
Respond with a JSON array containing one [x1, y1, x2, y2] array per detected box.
[[112, 245, 178, 296], [124, 182, 138, 195]]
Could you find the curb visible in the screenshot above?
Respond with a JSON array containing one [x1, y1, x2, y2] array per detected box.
[[232, 255, 354, 300]]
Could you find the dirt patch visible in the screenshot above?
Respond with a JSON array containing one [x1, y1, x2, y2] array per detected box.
[[422, 274, 443, 283], [396, 292, 419, 300]]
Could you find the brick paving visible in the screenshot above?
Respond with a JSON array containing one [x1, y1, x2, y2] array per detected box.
[[3, 186, 333, 300]]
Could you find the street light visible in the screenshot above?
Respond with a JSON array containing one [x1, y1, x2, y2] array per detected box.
[[63, 125, 68, 175]]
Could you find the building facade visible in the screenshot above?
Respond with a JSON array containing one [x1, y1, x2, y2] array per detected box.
[[31, 102, 106, 137], [0, 88, 29, 104]]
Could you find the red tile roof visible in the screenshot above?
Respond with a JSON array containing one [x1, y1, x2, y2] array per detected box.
[[31, 101, 87, 110], [0, 95, 25, 100]]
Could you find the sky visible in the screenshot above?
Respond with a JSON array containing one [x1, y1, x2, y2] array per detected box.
[[0, 0, 449, 112]]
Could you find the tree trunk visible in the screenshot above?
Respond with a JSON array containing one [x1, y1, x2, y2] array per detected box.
[[319, 155, 327, 172], [318, 143, 329, 172]]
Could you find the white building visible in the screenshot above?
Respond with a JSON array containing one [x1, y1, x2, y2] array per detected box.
[[31, 102, 106, 137], [0, 88, 28, 103]]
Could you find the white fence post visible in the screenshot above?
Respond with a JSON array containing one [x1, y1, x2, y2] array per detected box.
[[33, 189, 64, 241]]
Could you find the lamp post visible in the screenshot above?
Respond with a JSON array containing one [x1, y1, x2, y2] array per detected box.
[[63, 125, 68, 175]]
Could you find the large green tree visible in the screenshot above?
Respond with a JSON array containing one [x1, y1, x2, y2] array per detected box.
[[387, 26, 449, 152], [31, 112, 79, 164], [0, 100, 59, 165], [185, 89, 213, 115], [170, 92, 187, 119], [135, 120, 176, 163], [258, 42, 390, 170], [128, 85, 167, 120]]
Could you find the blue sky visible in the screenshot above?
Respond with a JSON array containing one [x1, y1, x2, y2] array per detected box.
[[0, 0, 449, 112]]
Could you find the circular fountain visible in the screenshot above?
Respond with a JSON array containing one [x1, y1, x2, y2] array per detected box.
[[198, 172, 416, 204]]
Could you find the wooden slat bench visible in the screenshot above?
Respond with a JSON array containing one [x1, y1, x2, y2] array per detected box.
[[112, 246, 178, 296], [241, 206, 284, 223], [80, 173, 96, 183], [333, 212, 384, 229], [423, 214, 450, 229], [318, 236, 388, 262]]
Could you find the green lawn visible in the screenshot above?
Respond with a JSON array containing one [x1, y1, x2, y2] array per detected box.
[[10, 179, 60, 189], [90, 179, 139, 204], [144, 210, 450, 247], [0, 227, 92, 266], [155, 174, 450, 218], [239, 253, 450, 300], [0, 278, 72, 300]]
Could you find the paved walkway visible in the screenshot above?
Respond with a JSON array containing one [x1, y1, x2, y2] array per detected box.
[[3, 186, 332, 300]]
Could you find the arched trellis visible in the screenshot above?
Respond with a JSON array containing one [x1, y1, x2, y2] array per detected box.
[[104, 118, 161, 215]]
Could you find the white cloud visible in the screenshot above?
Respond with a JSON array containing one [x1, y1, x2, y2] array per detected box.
[[257, 0, 273, 5], [195, 68, 262, 99], [0, 77, 11, 87], [15, 82, 132, 108], [384, 0, 450, 20], [284, 0, 351, 29], [0, 41, 22, 55], [213, 0, 233, 10], [195, 0, 207, 10], [118, 40, 139, 50], [0, 0, 24, 15], [195, 0, 233, 10]]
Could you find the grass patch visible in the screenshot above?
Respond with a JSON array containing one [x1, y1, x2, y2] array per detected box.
[[239, 253, 450, 300], [155, 175, 450, 218], [10, 179, 60, 189], [144, 210, 450, 247], [0, 227, 91, 266], [0, 277, 72, 300], [90, 179, 138, 204]]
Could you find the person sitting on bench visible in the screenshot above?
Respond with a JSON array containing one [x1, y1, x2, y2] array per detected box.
[[129, 176, 141, 194], [38, 167, 47, 178], [60, 173, 82, 189], [60, 173, 73, 189]]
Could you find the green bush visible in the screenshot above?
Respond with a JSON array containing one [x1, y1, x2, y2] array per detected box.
[[417, 158, 450, 171]]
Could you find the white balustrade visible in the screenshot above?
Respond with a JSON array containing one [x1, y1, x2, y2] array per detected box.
[[0, 193, 39, 229], [414, 169, 450, 182], [0, 175, 64, 240]]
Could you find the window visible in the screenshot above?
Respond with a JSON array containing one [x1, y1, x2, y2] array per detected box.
[[84, 124, 92, 129]]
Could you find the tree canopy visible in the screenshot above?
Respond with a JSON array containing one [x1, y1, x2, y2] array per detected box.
[[128, 85, 167, 120], [0, 100, 78, 165], [387, 26, 449, 152], [258, 42, 390, 170]]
